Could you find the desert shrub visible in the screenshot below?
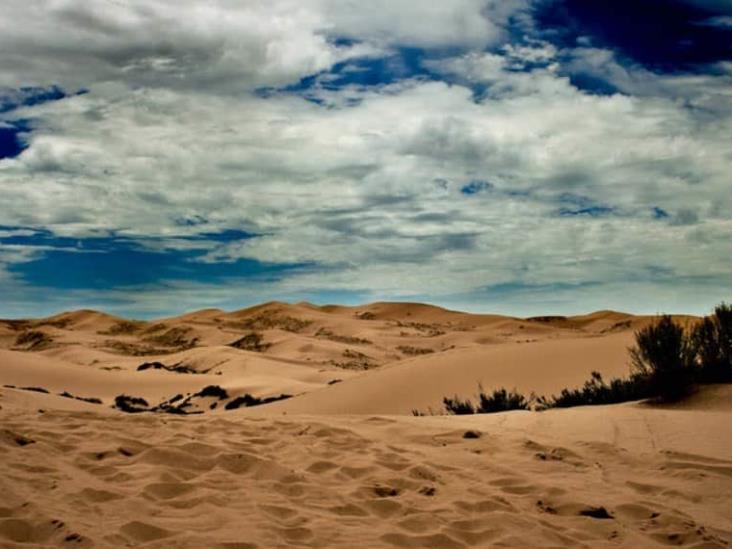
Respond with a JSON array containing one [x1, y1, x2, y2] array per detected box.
[[15, 330, 53, 350], [20, 386, 49, 394], [98, 320, 144, 335], [136, 361, 166, 371], [443, 386, 529, 415], [143, 326, 198, 349], [691, 302, 732, 383], [443, 395, 475, 415], [539, 371, 651, 408], [476, 387, 529, 413], [77, 396, 103, 405], [229, 332, 270, 352], [136, 361, 197, 374], [234, 314, 312, 333], [224, 393, 291, 410], [195, 385, 229, 399], [333, 349, 375, 370], [629, 315, 694, 401], [114, 395, 149, 413], [396, 345, 434, 356], [315, 328, 372, 345]]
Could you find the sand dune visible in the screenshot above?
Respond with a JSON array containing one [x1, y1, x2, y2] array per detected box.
[[262, 332, 637, 415], [2, 302, 728, 547], [2, 302, 663, 414], [1, 385, 730, 547]]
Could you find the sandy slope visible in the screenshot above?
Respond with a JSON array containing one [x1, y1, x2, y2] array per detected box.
[[1, 385, 731, 548], [2, 302, 727, 547], [263, 332, 636, 415], [0, 302, 676, 414]]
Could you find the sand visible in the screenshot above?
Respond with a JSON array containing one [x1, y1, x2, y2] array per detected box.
[[1, 302, 730, 547]]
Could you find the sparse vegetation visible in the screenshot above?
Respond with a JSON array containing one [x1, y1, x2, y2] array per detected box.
[[443, 386, 529, 415], [394, 321, 445, 337], [315, 327, 372, 345], [528, 316, 567, 323], [442, 395, 476, 415], [136, 361, 198, 374], [224, 393, 291, 410], [143, 326, 199, 349], [230, 314, 312, 333], [332, 349, 375, 370], [98, 320, 145, 335], [229, 332, 270, 352], [537, 371, 650, 409], [102, 340, 177, 356], [59, 391, 103, 404], [396, 345, 434, 356], [416, 302, 732, 415], [110, 384, 288, 415], [19, 386, 49, 394], [196, 385, 229, 399], [114, 395, 150, 413], [14, 330, 53, 350]]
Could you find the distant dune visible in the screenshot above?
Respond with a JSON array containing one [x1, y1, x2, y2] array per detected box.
[[1, 303, 729, 547]]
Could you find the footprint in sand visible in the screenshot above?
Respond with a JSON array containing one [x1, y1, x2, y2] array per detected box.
[[143, 481, 196, 500], [119, 521, 171, 543]]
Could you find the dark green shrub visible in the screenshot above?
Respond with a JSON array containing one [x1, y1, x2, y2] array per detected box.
[[691, 302, 732, 382], [443, 386, 529, 414], [224, 393, 291, 410], [629, 315, 694, 401], [443, 395, 475, 415], [539, 371, 651, 408], [114, 395, 149, 413], [476, 386, 529, 413]]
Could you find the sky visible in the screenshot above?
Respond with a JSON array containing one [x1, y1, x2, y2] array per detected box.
[[0, 0, 731, 319]]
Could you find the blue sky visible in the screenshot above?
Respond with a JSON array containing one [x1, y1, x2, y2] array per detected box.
[[0, 0, 730, 318]]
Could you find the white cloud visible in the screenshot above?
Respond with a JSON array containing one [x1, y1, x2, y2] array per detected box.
[[0, 1, 730, 315]]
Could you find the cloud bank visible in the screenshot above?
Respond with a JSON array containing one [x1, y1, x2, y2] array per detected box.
[[0, 0, 730, 317]]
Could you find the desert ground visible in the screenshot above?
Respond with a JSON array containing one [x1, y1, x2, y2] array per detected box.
[[1, 302, 730, 547]]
